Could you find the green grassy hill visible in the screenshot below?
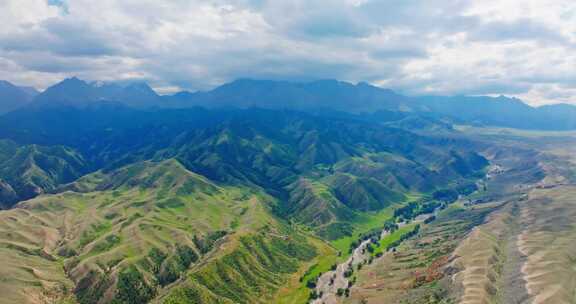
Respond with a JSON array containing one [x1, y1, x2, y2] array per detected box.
[[0, 139, 88, 209], [0, 159, 317, 304]]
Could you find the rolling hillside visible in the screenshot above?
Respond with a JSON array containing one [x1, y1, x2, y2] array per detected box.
[[0, 159, 317, 304], [0, 107, 490, 303]]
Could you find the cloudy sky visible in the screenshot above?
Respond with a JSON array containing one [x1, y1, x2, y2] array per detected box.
[[1, 0, 576, 105]]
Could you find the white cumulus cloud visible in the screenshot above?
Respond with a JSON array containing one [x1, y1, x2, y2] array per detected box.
[[0, 0, 575, 105]]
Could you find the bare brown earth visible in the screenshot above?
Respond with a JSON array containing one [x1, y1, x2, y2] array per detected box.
[[449, 185, 576, 304], [517, 186, 576, 304], [0, 207, 76, 304], [344, 200, 500, 304], [345, 128, 576, 304]]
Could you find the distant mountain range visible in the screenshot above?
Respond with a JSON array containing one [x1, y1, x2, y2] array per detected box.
[[1, 77, 576, 130]]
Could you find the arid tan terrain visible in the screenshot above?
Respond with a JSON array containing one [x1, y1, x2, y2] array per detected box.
[[345, 128, 576, 304]]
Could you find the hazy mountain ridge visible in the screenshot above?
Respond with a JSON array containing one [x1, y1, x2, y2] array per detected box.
[[169, 79, 576, 130], [3, 77, 575, 130], [162, 79, 406, 112]]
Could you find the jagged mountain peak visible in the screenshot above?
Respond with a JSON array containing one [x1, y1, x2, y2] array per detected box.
[[50, 77, 92, 91], [32, 77, 161, 108]]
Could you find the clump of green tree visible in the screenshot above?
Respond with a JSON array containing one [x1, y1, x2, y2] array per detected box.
[[74, 269, 110, 304], [306, 277, 318, 289], [349, 228, 382, 253], [424, 215, 436, 224], [309, 290, 323, 300], [157, 245, 199, 286], [143, 244, 200, 287], [393, 200, 441, 221], [193, 230, 227, 254], [112, 266, 156, 304], [383, 219, 399, 232]]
